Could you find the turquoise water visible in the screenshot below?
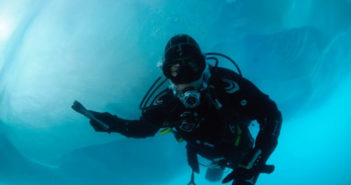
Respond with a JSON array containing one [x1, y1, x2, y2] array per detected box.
[[0, 0, 350, 184]]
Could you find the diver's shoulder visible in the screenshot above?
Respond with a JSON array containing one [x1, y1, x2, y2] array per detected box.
[[150, 89, 175, 106], [142, 89, 177, 116], [210, 66, 241, 80], [209, 66, 256, 96], [209, 66, 243, 85]]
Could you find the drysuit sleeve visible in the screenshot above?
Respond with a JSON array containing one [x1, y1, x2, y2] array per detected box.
[[88, 109, 164, 138], [240, 77, 282, 162]]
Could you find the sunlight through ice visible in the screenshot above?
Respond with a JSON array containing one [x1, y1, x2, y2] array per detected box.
[[0, 15, 14, 41]]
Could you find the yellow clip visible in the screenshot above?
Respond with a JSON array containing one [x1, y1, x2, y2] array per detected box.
[[177, 137, 184, 142], [160, 127, 172, 135]]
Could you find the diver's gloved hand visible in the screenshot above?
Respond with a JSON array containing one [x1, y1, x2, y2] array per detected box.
[[89, 111, 125, 133], [222, 149, 274, 185]]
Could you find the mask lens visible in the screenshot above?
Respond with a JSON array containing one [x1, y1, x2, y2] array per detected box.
[[164, 58, 204, 85]]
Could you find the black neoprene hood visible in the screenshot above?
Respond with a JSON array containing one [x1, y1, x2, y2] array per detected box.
[[162, 34, 206, 84]]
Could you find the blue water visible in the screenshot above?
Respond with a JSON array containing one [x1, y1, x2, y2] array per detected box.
[[0, 0, 350, 184]]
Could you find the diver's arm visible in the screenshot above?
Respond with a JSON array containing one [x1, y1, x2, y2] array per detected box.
[[222, 78, 281, 184], [216, 67, 282, 156], [214, 67, 282, 157], [241, 77, 282, 166], [89, 111, 161, 138]]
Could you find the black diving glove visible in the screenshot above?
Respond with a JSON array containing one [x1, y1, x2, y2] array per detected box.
[[71, 101, 125, 133], [89, 111, 125, 133], [222, 148, 274, 185]]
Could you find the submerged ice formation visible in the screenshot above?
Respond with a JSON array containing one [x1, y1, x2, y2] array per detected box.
[[0, 0, 350, 185]]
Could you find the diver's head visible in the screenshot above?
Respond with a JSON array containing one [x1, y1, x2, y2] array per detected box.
[[162, 34, 206, 85], [162, 34, 209, 108]]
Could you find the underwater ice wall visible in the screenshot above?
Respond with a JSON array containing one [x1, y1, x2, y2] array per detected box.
[[0, 0, 350, 184]]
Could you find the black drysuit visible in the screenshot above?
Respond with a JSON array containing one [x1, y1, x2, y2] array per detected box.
[[90, 66, 282, 182]]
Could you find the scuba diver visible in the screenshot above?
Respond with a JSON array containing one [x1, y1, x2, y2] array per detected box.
[[72, 34, 282, 185]]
